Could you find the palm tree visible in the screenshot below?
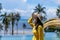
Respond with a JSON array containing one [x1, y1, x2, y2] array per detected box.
[[41, 15, 47, 23], [34, 4, 46, 14], [0, 23, 3, 40], [8, 12, 20, 35], [23, 23, 26, 34], [0, 12, 10, 35], [56, 6, 60, 18], [9, 12, 15, 35], [0, 12, 20, 35], [0, 3, 2, 13], [15, 12, 20, 34], [2, 17, 10, 34], [34, 4, 47, 21], [23, 23, 26, 29]]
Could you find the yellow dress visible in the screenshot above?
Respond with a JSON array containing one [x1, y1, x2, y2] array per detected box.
[[28, 17, 44, 40]]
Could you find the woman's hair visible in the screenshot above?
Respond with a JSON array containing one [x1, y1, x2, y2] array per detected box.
[[34, 15, 43, 30]]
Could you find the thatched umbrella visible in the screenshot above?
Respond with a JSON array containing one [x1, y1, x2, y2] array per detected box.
[[44, 18, 60, 29]]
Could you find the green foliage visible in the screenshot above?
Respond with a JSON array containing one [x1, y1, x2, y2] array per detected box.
[[34, 4, 46, 14], [56, 5, 60, 18], [0, 3, 2, 10], [0, 12, 20, 35], [34, 4, 47, 22], [8, 12, 20, 35]]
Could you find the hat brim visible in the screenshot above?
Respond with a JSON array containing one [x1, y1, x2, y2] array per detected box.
[[34, 14, 41, 20]]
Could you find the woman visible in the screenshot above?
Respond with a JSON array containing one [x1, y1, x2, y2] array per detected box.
[[28, 13, 44, 40]]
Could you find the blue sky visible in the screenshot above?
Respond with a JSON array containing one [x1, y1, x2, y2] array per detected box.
[[0, 0, 60, 19]]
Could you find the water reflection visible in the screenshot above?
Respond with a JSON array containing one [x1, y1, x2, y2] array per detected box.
[[56, 32, 60, 38]]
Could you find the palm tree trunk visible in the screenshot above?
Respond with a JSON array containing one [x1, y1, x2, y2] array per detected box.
[[4, 29, 5, 36], [11, 19, 14, 35], [16, 22, 18, 34], [23, 28, 24, 34], [17, 25, 18, 34], [4, 26, 6, 36], [4, 29, 7, 36], [0, 31, 1, 40], [12, 21, 14, 35], [12, 25, 14, 35]]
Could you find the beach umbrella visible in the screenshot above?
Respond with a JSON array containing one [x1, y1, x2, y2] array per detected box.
[[44, 18, 60, 29]]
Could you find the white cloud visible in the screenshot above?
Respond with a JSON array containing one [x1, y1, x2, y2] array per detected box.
[[1, 9, 27, 13], [1, 9, 13, 15], [14, 9, 27, 13], [14, 9, 28, 16], [1, 9, 13, 13], [1, 9, 29, 16], [55, 0, 60, 4], [47, 8, 56, 14], [46, 8, 57, 19], [21, 0, 27, 3]]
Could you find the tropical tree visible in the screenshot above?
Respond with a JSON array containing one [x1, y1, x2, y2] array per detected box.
[[15, 12, 20, 34], [0, 12, 10, 35], [2, 16, 10, 34], [34, 4, 47, 22], [23, 23, 26, 29], [56, 6, 60, 18], [34, 4, 46, 14], [23, 23, 26, 34], [0, 12, 20, 35], [9, 12, 20, 35], [9, 12, 15, 35], [0, 3, 2, 13], [0, 23, 3, 39], [41, 15, 47, 23]]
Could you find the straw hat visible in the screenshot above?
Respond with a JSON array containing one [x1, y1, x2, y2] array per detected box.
[[34, 13, 41, 20]]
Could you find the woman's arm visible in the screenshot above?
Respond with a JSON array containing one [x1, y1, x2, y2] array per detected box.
[[28, 17, 34, 28]]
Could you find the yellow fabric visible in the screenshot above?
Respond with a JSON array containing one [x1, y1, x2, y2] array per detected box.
[[28, 17, 44, 40]]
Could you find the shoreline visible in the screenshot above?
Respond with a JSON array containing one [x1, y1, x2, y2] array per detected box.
[[0, 29, 33, 36]]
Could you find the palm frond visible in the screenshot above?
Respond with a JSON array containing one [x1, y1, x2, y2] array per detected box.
[[0, 3, 2, 10], [42, 11, 46, 14], [56, 7, 60, 17], [38, 4, 41, 9], [34, 4, 46, 14]]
